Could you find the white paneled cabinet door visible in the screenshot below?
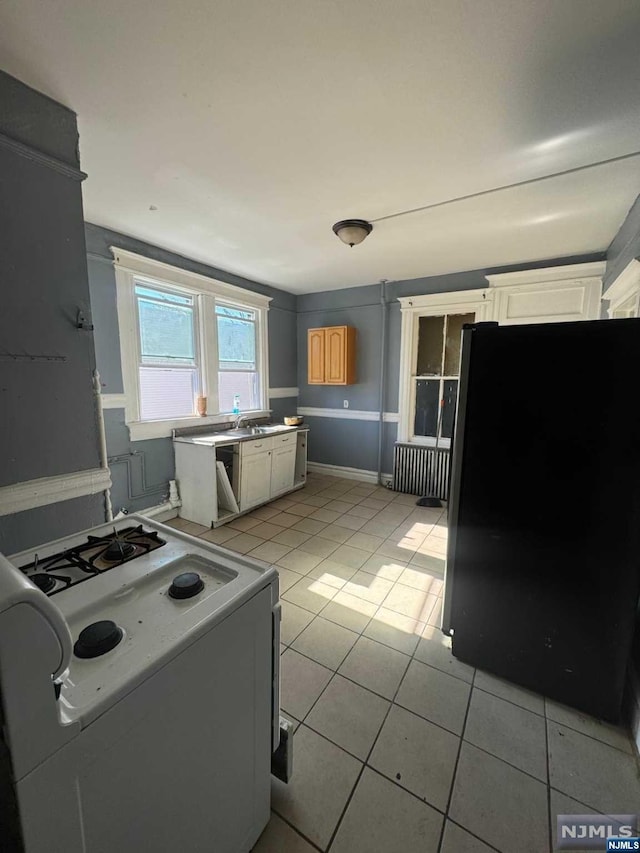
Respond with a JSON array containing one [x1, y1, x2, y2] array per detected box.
[[270, 446, 296, 497], [240, 451, 272, 510]]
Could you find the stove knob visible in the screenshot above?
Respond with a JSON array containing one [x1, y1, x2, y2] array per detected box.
[[168, 572, 204, 600], [74, 620, 124, 659]]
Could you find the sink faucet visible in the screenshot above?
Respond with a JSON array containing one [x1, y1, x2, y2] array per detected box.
[[234, 413, 250, 428]]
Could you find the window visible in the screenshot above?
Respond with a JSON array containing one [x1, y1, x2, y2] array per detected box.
[[413, 313, 474, 443], [136, 285, 199, 420], [113, 248, 271, 441], [216, 305, 259, 412], [397, 291, 491, 445]]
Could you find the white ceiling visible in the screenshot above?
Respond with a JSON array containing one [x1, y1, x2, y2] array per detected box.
[[1, 0, 640, 293]]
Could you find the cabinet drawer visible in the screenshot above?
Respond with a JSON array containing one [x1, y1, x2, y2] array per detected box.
[[241, 437, 274, 456], [272, 432, 297, 448]]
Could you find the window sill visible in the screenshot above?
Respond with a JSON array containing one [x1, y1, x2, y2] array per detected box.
[[127, 411, 271, 442]]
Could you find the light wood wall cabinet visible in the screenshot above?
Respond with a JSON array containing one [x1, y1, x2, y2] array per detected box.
[[307, 326, 356, 385]]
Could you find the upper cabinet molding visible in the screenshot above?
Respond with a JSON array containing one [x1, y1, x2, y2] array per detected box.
[[602, 259, 640, 317], [398, 288, 493, 315], [485, 261, 606, 288], [485, 261, 605, 325], [110, 247, 272, 309]]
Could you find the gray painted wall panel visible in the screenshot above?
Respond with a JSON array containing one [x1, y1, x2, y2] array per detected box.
[[87, 255, 124, 393], [0, 150, 100, 486], [604, 193, 640, 288], [0, 493, 105, 556], [270, 397, 299, 422], [104, 409, 174, 514], [297, 305, 383, 410], [0, 70, 79, 167], [306, 418, 381, 472], [268, 308, 297, 389]]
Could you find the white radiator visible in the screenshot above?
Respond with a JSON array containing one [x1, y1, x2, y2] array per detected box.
[[392, 443, 450, 498]]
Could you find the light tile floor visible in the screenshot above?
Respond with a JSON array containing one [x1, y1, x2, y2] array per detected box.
[[167, 472, 640, 853]]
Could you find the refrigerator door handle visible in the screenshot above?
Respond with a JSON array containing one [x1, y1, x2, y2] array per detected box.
[[442, 325, 475, 636]]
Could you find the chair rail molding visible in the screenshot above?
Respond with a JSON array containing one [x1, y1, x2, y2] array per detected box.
[[0, 468, 112, 517], [297, 407, 399, 422]]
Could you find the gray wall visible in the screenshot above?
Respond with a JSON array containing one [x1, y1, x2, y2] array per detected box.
[[297, 253, 606, 475], [85, 223, 298, 513], [603, 193, 640, 289], [0, 71, 103, 554]]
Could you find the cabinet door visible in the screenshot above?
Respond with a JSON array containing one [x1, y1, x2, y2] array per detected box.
[[308, 329, 325, 384], [270, 446, 296, 497], [325, 327, 346, 384], [240, 451, 272, 510]]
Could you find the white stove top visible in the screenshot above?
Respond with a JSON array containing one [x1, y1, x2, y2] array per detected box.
[[8, 516, 278, 726]]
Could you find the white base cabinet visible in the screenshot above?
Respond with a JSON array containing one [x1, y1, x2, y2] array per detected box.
[[239, 451, 273, 511], [174, 428, 308, 525], [239, 431, 299, 511]]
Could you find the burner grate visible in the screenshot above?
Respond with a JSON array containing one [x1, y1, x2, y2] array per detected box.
[[20, 525, 166, 596]]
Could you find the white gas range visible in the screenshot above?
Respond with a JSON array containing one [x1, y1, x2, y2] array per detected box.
[[0, 516, 285, 853]]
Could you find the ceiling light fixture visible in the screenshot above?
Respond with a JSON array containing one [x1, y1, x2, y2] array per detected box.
[[332, 219, 373, 247]]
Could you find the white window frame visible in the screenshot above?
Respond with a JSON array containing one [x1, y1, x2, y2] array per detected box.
[[112, 248, 271, 441], [397, 289, 493, 446]]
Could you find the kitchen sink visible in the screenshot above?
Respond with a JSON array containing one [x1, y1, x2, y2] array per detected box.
[[221, 424, 295, 438]]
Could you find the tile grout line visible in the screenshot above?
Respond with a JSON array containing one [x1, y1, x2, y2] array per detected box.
[[323, 631, 415, 852], [435, 665, 476, 853]]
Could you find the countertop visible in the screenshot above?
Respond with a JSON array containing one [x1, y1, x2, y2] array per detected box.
[[173, 424, 308, 447]]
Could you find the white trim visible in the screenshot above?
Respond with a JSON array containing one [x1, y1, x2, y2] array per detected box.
[[139, 501, 180, 522], [397, 290, 492, 443], [0, 468, 112, 517], [488, 276, 603, 325], [485, 261, 606, 287], [397, 288, 492, 311], [128, 410, 272, 442], [101, 393, 127, 409], [297, 407, 399, 423], [307, 461, 393, 486], [111, 247, 271, 441], [269, 387, 299, 399], [602, 259, 640, 318], [110, 247, 272, 309]]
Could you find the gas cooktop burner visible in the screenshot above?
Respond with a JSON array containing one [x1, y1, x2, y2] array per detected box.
[[20, 525, 166, 597], [169, 572, 204, 600], [103, 539, 136, 562], [74, 620, 124, 659], [30, 573, 56, 593]]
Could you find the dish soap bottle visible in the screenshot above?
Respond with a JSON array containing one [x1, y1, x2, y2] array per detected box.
[[232, 394, 240, 415]]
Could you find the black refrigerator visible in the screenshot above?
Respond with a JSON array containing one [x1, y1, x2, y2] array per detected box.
[[442, 317, 640, 722]]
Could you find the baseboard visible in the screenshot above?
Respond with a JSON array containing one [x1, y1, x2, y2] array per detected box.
[[306, 461, 393, 486], [138, 501, 180, 522]]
